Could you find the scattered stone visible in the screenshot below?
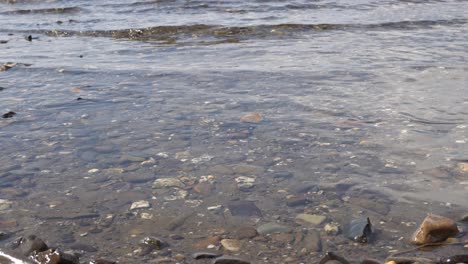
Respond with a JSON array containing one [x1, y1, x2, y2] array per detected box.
[[91, 259, 116, 264], [194, 235, 221, 250], [346, 217, 372, 243], [221, 239, 241, 252], [240, 113, 263, 123], [140, 157, 156, 166], [411, 214, 459, 245], [319, 252, 350, 264], [227, 201, 262, 217], [14, 235, 48, 256], [296, 214, 326, 226], [194, 182, 215, 196], [163, 189, 188, 201], [130, 200, 151, 210], [232, 164, 264, 175], [0, 199, 12, 211], [235, 176, 256, 190], [324, 223, 340, 235], [458, 162, 468, 172], [257, 223, 292, 235], [166, 212, 194, 231], [460, 213, 468, 222], [286, 197, 309, 207], [192, 252, 222, 259], [207, 205, 223, 212], [209, 165, 234, 175], [212, 256, 251, 264], [2, 112, 16, 119], [191, 154, 214, 164], [32, 249, 80, 264], [0, 231, 10, 241], [303, 230, 322, 252], [138, 236, 166, 255], [290, 182, 319, 194], [231, 226, 258, 239], [385, 257, 435, 264], [153, 178, 185, 188]]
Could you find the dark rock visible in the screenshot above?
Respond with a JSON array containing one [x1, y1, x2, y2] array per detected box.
[[32, 249, 61, 264], [345, 217, 372, 243], [91, 259, 117, 264], [360, 259, 381, 264], [440, 255, 468, 264], [385, 257, 435, 264], [227, 201, 261, 217], [139, 236, 166, 250], [14, 235, 48, 256], [0, 231, 9, 241], [318, 252, 350, 264], [303, 230, 322, 252], [192, 252, 222, 259], [170, 234, 184, 240], [70, 243, 98, 252], [2, 111, 16, 119], [286, 197, 309, 207], [212, 256, 251, 264], [0, 87, 5, 91]]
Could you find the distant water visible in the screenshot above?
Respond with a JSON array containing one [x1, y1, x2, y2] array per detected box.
[[1, 0, 467, 262]]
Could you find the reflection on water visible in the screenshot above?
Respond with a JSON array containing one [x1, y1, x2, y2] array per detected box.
[[0, 0, 467, 263]]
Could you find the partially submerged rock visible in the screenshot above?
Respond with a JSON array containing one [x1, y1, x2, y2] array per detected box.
[[345, 217, 372, 243], [410, 214, 459, 245], [319, 252, 350, 264]]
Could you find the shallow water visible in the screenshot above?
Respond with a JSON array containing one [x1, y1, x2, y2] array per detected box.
[[1, 0, 468, 263]]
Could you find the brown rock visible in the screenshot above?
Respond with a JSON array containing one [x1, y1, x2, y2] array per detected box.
[[194, 182, 214, 196], [410, 214, 459, 245], [240, 113, 263, 123], [458, 162, 468, 172], [221, 239, 241, 251], [232, 226, 257, 239], [194, 235, 221, 250], [32, 249, 61, 264]]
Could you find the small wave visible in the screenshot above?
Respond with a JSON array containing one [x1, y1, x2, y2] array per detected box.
[[28, 19, 466, 45], [1, 6, 83, 15]]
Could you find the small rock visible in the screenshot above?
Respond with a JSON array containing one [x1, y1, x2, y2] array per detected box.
[[13, 235, 48, 256], [227, 201, 262, 217], [457, 162, 468, 172], [212, 256, 251, 264], [2, 111, 16, 119], [31, 249, 61, 264], [411, 214, 459, 245], [235, 176, 256, 190], [257, 223, 292, 235], [232, 226, 258, 239], [192, 252, 222, 259], [303, 230, 322, 252], [296, 214, 326, 226], [153, 177, 185, 188], [194, 182, 214, 196], [221, 239, 241, 251], [130, 200, 150, 210], [91, 259, 116, 264], [286, 197, 309, 207], [0, 199, 13, 211], [240, 113, 263, 123], [346, 217, 372, 243], [193, 235, 221, 250], [324, 223, 340, 235], [207, 205, 223, 211]]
